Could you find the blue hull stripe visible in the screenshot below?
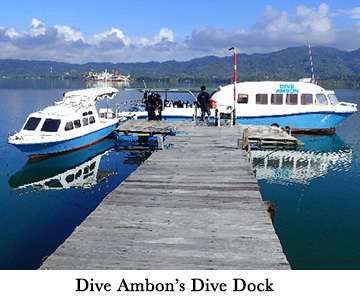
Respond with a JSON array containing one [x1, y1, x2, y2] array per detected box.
[[13, 124, 117, 156], [154, 111, 353, 128]]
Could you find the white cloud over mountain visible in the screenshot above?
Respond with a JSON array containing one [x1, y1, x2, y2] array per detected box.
[[1, 4, 360, 62]]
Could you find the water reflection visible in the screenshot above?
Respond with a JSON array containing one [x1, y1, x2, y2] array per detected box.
[[251, 135, 352, 185], [85, 80, 130, 89], [8, 138, 152, 193], [9, 138, 117, 192]]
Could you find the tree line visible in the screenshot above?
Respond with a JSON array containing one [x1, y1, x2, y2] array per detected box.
[[1, 46, 360, 88]]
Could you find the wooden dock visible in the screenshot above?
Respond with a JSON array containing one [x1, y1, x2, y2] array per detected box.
[[40, 121, 291, 270], [115, 119, 179, 136], [241, 125, 304, 150], [115, 119, 179, 149]]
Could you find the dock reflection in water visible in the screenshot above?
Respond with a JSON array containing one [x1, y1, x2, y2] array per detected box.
[[3, 138, 151, 270], [251, 135, 352, 186], [253, 134, 360, 270]]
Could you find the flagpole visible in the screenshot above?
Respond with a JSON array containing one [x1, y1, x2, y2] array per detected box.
[[229, 47, 237, 125]]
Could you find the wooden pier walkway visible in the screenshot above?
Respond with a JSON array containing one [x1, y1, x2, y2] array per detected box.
[[40, 121, 290, 270]]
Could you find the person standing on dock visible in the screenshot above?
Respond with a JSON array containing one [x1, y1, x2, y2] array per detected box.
[[145, 93, 156, 120], [197, 85, 211, 122]]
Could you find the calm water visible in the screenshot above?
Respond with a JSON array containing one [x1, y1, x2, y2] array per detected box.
[[254, 89, 360, 270], [1, 79, 360, 270]]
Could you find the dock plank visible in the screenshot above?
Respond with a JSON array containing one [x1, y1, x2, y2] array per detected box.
[[40, 121, 290, 270]]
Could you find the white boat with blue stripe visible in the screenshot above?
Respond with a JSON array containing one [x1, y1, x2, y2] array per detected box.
[[212, 80, 357, 132], [119, 80, 357, 133], [8, 87, 119, 158]]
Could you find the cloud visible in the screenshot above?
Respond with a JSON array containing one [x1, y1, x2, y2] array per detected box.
[[1, 4, 360, 63], [186, 3, 340, 55], [54, 25, 84, 43], [92, 27, 130, 49], [29, 18, 46, 36], [0, 19, 184, 62], [0, 19, 185, 62], [338, 7, 360, 19]]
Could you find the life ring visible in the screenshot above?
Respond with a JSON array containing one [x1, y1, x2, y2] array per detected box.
[[209, 99, 217, 109]]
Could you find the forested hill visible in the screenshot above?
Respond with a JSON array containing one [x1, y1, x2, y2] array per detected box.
[[1, 46, 360, 88]]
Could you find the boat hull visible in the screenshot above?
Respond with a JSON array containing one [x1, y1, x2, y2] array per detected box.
[[133, 110, 354, 130], [235, 111, 353, 129], [11, 123, 117, 158]]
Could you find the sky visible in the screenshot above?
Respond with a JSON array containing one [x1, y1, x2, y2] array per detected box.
[[1, 0, 360, 63]]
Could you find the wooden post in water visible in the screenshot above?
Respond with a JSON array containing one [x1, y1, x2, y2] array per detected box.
[[157, 135, 164, 150], [264, 201, 275, 224], [242, 128, 249, 150]]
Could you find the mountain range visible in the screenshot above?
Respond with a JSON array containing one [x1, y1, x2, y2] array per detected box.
[[1, 46, 360, 88]]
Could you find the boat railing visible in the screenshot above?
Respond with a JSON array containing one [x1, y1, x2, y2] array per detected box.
[[39, 133, 61, 140], [8, 131, 22, 141]]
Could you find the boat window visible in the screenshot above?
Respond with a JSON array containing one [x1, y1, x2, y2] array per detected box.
[[83, 117, 89, 126], [328, 94, 339, 106], [301, 94, 313, 105], [237, 94, 248, 104], [74, 119, 81, 128], [286, 94, 298, 105], [82, 112, 88, 116], [64, 121, 74, 131], [23, 117, 41, 131], [44, 179, 63, 188], [65, 174, 75, 183], [271, 94, 283, 105], [84, 166, 89, 175], [256, 94, 268, 105], [88, 111, 93, 115], [89, 116, 95, 124], [316, 94, 328, 106], [75, 170, 82, 179], [41, 118, 61, 132]]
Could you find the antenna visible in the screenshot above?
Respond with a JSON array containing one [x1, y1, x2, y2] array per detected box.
[[308, 45, 315, 84], [143, 80, 148, 90]]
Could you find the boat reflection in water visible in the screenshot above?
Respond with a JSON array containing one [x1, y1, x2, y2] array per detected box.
[[5, 136, 153, 269], [251, 135, 352, 185], [9, 138, 121, 192]]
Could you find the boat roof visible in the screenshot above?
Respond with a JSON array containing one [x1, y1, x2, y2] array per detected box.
[[29, 87, 119, 119], [124, 87, 218, 93], [63, 87, 118, 101], [39, 104, 89, 117], [219, 81, 329, 93]]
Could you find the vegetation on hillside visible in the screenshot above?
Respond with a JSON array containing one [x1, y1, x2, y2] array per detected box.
[[1, 46, 360, 88]]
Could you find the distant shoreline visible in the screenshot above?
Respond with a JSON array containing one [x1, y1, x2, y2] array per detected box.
[[1, 76, 359, 90]]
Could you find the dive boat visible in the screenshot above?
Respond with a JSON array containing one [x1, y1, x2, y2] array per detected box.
[[118, 81, 357, 132], [85, 70, 132, 82], [211, 81, 357, 132], [8, 87, 119, 158]]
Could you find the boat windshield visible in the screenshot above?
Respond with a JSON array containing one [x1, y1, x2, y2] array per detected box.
[[316, 94, 328, 106], [41, 118, 61, 132], [23, 117, 41, 131], [328, 94, 339, 106]]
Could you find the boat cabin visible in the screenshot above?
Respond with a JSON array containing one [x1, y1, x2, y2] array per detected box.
[[20, 105, 100, 141], [212, 81, 341, 111]]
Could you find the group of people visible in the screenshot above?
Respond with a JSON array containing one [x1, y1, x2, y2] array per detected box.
[[144, 92, 162, 121], [145, 85, 211, 122]]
